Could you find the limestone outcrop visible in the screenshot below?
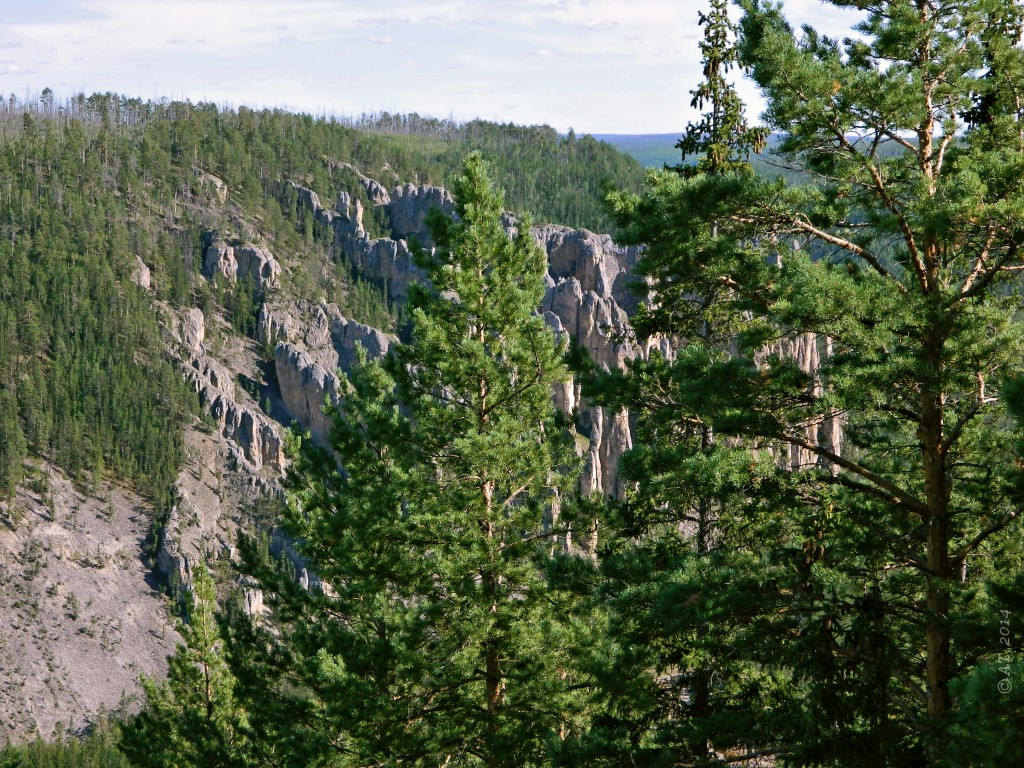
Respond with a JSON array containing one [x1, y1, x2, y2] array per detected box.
[[290, 178, 453, 303], [387, 183, 453, 245], [537, 224, 643, 314], [263, 300, 394, 445], [193, 168, 228, 203], [535, 223, 671, 499], [181, 307, 205, 353], [274, 344, 342, 446], [765, 333, 844, 472], [284, 180, 666, 500], [155, 487, 205, 595], [154, 423, 272, 607], [183, 351, 284, 473], [363, 177, 391, 206], [203, 237, 282, 289], [279, 176, 840, 500], [131, 255, 151, 290]]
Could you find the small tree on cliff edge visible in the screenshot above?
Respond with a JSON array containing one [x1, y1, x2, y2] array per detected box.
[[233, 153, 592, 768], [120, 566, 253, 768], [586, 0, 1024, 765]]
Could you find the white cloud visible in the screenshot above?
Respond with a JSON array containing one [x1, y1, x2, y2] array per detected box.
[[5, 1, 462, 61], [0, 0, 873, 134], [778, 0, 867, 36]]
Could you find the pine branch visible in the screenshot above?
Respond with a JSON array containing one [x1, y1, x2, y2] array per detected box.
[[951, 509, 1019, 564], [782, 431, 927, 514], [834, 128, 929, 292]]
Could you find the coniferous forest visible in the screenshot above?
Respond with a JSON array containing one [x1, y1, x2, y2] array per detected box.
[[3, 1, 1024, 767]]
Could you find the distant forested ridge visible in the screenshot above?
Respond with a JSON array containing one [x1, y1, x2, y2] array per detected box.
[[347, 112, 646, 230], [593, 132, 684, 168]]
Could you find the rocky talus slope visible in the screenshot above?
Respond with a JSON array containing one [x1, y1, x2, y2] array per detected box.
[[0, 464, 178, 742]]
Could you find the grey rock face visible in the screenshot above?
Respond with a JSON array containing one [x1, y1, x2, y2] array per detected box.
[[183, 352, 284, 473], [284, 181, 662, 501], [203, 239, 281, 289], [131, 255, 151, 290], [387, 183, 453, 245], [274, 343, 342, 446], [243, 587, 264, 617], [268, 300, 395, 445], [295, 180, 452, 303], [534, 224, 671, 500], [192, 203, 841, 572], [280, 178, 840, 501], [193, 169, 228, 203], [363, 177, 391, 206], [292, 184, 322, 213], [257, 301, 297, 347], [537, 224, 643, 313], [203, 240, 236, 281], [330, 312, 392, 370], [181, 307, 205, 353], [762, 333, 845, 472], [155, 490, 203, 595]]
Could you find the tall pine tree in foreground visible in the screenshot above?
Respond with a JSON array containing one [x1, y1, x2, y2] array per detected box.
[[581, 0, 1024, 765], [567, 3, 789, 766], [232, 153, 591, 767]]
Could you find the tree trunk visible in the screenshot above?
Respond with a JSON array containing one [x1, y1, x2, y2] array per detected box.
[[481, 480, 503, 768], [691, 425, 713, 762], [921, 354, 951, 764]]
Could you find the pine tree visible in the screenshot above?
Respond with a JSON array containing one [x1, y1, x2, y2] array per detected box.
[[675, 0, 767, 176], [236, 153, 590, 767], [0, 388, 27, 505], [588, 0, 1024, 765], [572, 3, 794, 765], [119, 566, 253, 768]]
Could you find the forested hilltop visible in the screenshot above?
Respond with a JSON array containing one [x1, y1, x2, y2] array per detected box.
[[5, 0, 1024, 764], [0, 91, 644, 509]]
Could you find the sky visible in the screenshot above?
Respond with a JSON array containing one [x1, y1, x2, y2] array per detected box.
[[0, 0, 864, 135]]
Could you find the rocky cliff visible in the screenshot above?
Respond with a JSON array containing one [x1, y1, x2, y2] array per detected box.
[[203, 237, 282, 290], [282, 177, 674, 502], [263, 300, 393, 445]]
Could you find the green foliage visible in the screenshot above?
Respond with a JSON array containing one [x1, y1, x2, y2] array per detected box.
[[227, 273, 260, 337], [676, 0, 767, 174], [584, 0, 1024, 766], [0, 110, 197, 506], [444, 122, 643, 232], [344, 113, 645, 232], [229, 155, 591, 767], [0, 727, 128, 767], [119, 566, 254, 768]]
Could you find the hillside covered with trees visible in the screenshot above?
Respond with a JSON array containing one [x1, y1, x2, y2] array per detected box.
[[3, 0, 1024, 766], [0, 86, 646, 755], [0, 92, 645, 517]]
